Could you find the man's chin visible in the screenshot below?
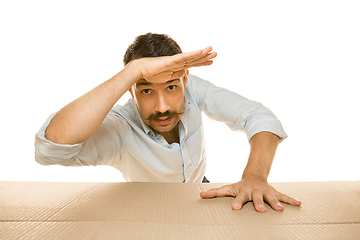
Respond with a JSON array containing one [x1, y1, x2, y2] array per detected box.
[[150, 124, 175, 134], [149, 119, 180, 134]]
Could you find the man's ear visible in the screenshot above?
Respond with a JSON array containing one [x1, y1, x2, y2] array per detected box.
[[129, 88, 134, 98], [183, 69, 189, 88]]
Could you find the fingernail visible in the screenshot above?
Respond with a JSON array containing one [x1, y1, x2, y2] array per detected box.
[[258, 204, 266, 211], [275, 202, 283, 208], [233, 202, 241, 210]]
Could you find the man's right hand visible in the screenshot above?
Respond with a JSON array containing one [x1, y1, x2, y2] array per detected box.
[[133, 46, 217, 84]]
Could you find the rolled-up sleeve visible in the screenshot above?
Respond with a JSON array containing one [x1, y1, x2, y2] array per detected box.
[[35, 111, 128, 168], [189, 75, 288, 143]]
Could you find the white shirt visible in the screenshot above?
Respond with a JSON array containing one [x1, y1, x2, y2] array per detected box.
[[35, 75, 287, 183]]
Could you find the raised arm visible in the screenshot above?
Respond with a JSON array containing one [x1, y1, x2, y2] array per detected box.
[[45, 47, 216, 144]]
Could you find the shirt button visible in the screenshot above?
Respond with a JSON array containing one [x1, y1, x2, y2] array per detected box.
[[160, 138, 164, 143]]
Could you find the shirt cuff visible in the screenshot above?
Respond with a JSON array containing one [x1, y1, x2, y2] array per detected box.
[[245, 118, 288, 143], [34, 113, 84, 165]]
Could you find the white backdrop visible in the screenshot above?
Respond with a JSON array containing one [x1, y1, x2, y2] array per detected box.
[[1, 1, 359, 183]]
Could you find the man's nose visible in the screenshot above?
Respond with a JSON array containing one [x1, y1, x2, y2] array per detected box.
[[155, 94, 170, 113]]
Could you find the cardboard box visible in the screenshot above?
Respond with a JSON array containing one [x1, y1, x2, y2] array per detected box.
[[1, 181, 359, 239]]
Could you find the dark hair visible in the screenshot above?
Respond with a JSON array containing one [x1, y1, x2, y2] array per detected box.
[[123, 33, 182, 65]]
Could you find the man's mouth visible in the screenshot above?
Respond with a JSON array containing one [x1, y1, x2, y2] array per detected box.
[[153, 116, 174, 125]]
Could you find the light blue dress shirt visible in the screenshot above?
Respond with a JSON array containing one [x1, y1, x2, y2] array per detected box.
[[35, 75, 287, 183]]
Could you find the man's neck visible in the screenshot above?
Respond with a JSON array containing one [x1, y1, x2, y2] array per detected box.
[[155, 124, 180, 144]]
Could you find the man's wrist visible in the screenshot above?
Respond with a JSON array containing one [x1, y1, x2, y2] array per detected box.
[[241, 171, 268, 182], [122, 59, 143, 82]]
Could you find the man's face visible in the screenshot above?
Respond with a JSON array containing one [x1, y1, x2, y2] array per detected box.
[[130, 75, 188, 134]]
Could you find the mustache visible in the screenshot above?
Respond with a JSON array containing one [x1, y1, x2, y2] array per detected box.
[[145, 110, 184, 121]]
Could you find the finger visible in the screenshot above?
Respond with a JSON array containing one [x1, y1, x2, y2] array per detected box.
[[251, 190, 267, 212], [166, 58, 213, 73], [172, 59, 214, 72], [161, 49, 216, 75], [161, 56, 213, 74], [174, 46, 215, 65], [263, 192, 284, 211], [192, 60, 214, 67], [179, 48, 205, 61], [232, 190, 251, 210], [185, 46, 213, 62], [181, 60, 214, 70], [200, 185, 236, 199], [172, 47, 209, 64], [276, 193, 302, 206], [184, 52, 217, 66]]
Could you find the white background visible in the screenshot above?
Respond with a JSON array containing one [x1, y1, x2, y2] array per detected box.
[[1, 1, 359, 183]]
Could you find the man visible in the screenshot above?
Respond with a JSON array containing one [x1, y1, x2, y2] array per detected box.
[[35, 33, 301, 212]]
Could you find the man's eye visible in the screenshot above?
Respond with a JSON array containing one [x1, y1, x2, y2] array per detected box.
[[141, 89, 151, 94], [168, 85, 177, 91]]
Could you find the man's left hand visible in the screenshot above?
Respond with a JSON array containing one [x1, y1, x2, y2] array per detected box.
[[200, 178, 301, 212]]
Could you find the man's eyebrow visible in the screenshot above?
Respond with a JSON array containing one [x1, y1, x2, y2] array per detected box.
[[164, 79, 180, 85], [136, 81, 151, 87], [136, 79, 180, 87]]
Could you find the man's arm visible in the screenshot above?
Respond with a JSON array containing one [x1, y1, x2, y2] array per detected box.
[[200, 131, 301, 212], [45, 47, 216, 144]]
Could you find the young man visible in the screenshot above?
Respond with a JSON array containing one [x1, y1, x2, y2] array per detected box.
[[35, 33, 301, 212]]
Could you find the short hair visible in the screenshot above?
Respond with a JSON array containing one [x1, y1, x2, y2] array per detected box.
[[123, 33, 182, 66]]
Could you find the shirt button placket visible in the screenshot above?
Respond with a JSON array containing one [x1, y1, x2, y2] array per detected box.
[[181, 145, 191, 181]]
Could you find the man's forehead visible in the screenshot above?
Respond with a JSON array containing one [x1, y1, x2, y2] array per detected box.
[[135, 78, 180, 87]]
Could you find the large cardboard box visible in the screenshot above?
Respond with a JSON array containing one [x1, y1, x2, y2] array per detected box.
[[1, 181, 359, 239]]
